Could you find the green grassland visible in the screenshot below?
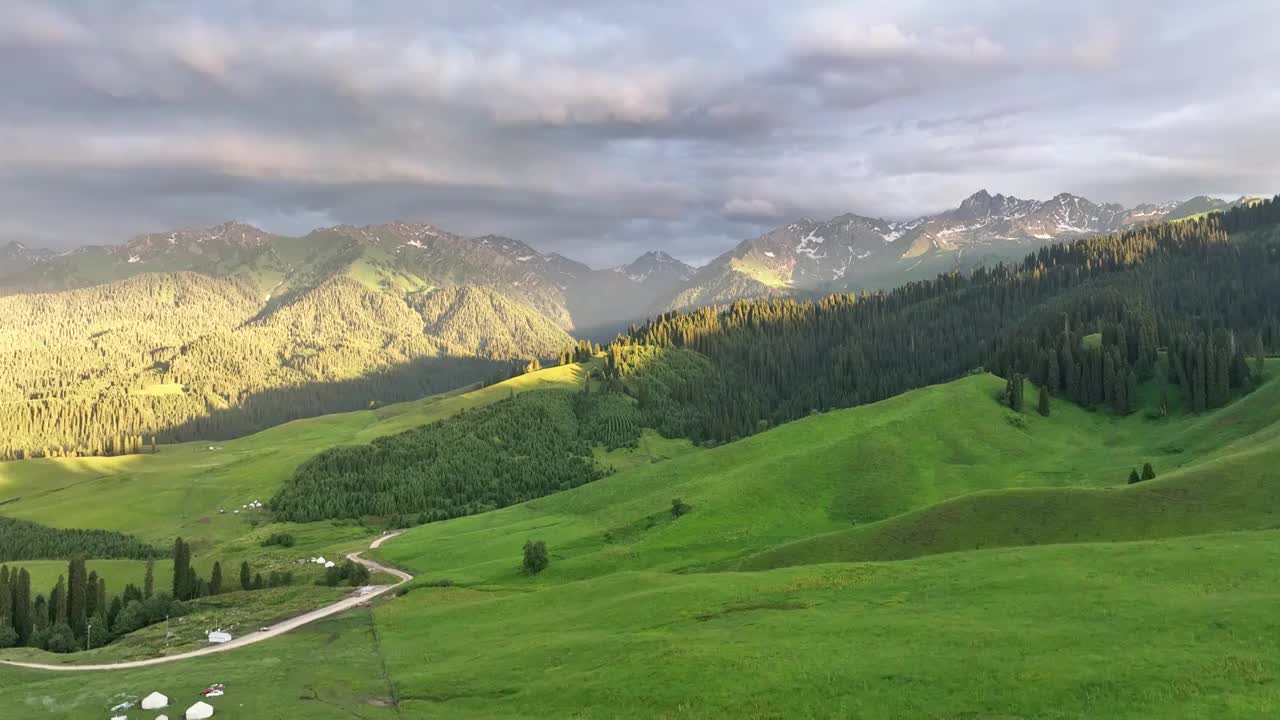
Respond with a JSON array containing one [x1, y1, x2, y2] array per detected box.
[[371, 531, 1280, 719], [4, 356, 1280, 717], [0, 362, 590, 556], [374, 364, 1278, 588], [0, 611, 398, 719]]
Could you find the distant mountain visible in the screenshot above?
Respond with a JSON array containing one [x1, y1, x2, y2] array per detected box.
[[0, 190, 1266, 458], [665, 191, 1194, 308], [1164, 195, 1262, 222], [0, 241, 55, 276], [0, 222, 690, 334], [2, 190, 1257, 328]]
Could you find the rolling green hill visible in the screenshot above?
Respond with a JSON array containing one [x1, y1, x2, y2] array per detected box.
[[0, 362, 591, 551], [4, 362, 1280, 718], [374, 363, 1279, 588]]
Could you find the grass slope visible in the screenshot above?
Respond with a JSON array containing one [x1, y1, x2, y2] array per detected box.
[[376, 366, 1279, 587], [0, 363, 590, 553], [0, 611, 398, 719], [744, 365, 1280, 569], [374, 531, 1280, 719]]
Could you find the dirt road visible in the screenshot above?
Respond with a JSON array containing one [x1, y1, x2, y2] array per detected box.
[[1, 532, 410, 672]]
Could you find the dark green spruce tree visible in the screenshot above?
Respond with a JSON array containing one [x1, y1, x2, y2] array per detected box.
[[172, 538, 191, 601], [67, 558, 87, 639]]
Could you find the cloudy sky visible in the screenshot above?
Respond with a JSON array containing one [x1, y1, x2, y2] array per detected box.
[[2, 1, 1276, 266]]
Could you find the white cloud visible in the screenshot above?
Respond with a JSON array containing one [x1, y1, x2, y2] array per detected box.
[[721, 197, 781, 220], [795, 19, 1007, 65], [0, 1, 89, 48], [0, 1, 1278, 263]]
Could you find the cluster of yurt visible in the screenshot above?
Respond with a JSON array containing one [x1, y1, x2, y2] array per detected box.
[[131, 690, 218, 719]]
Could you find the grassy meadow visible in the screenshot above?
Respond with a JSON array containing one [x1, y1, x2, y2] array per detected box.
[[0, 611, 397, 719], [0, 362, 591, 557], [3, 359, 1280, 717]]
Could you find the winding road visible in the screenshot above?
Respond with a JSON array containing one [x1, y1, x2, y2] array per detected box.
[[1, 531, 411, 672]]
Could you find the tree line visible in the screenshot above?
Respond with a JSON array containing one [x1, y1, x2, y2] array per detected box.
[[0, 559, 188, 652], [0, 517, 164, 563], [269, 384, 644, 523], [0, 538, 288, 653]]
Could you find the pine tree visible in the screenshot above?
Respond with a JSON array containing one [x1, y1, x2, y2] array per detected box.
[[172, 538, 190, 601], [1124, 370, 1138, 415], [1128, 468, 1141, 485], [1038, 387, 1051, 417], [143, 559, 154, 599], [1141, 462, 1156, 481], [210, 562, 223, 595], [1006, 373, 1025, 412], [67, 558, 87, 639], [85, 570, 99, 618], [0, 566, 10, 627], [240, 561, 252, 592], [49, 576, 67, 625]]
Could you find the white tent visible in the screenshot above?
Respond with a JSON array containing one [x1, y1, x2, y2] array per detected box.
[[186, 700, 215, 719], [157, 716, 170, 720], [142, 691, 170, 709], [208, 630, 232, 643]]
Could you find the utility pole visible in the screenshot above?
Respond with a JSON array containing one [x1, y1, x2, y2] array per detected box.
[[87, 622, 92, 652]]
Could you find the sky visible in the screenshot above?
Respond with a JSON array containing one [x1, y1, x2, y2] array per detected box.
[[1, 1, 1277, 267]]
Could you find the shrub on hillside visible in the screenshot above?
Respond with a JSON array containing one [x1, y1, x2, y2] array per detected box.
[[523, 540, 549, 575], [261, 532, 295, 548]]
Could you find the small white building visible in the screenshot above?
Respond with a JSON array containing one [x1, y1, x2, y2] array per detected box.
[[186, 700, 215, 719], [142, 691, 170, 709], [324, 561, 336, 568], [207, 630, 232, 644]]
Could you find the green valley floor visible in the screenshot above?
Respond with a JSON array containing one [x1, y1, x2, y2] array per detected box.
[[3, 364, 1280, 717]]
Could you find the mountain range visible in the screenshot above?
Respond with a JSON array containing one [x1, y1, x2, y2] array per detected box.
[[1, 191, 1259, 333], [0, 189, 1267, 459]]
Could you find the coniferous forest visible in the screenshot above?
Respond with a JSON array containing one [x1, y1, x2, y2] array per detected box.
[[270, 388, 635, 522], [0, 275, 569, 460], [0, 538, 286, 652], [605, 198, 1280, 443], [0, 518, 163, 563]]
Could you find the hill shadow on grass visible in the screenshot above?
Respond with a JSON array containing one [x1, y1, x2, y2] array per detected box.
[[158, 355, 507, 445]]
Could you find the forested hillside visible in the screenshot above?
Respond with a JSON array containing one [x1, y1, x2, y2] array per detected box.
[[0, 273, 571, 460], [0, 518, 162, 562], [270, 386, 642, 522], [607, 197, 1280, 443]]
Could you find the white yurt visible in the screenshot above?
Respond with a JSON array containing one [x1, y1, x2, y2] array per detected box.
[[186, 700, 215, 719], [142, 691, 170, 709], [157, 716, 170, 720]]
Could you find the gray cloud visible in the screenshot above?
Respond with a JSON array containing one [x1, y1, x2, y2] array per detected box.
[[0, 0, 1277, 267]]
